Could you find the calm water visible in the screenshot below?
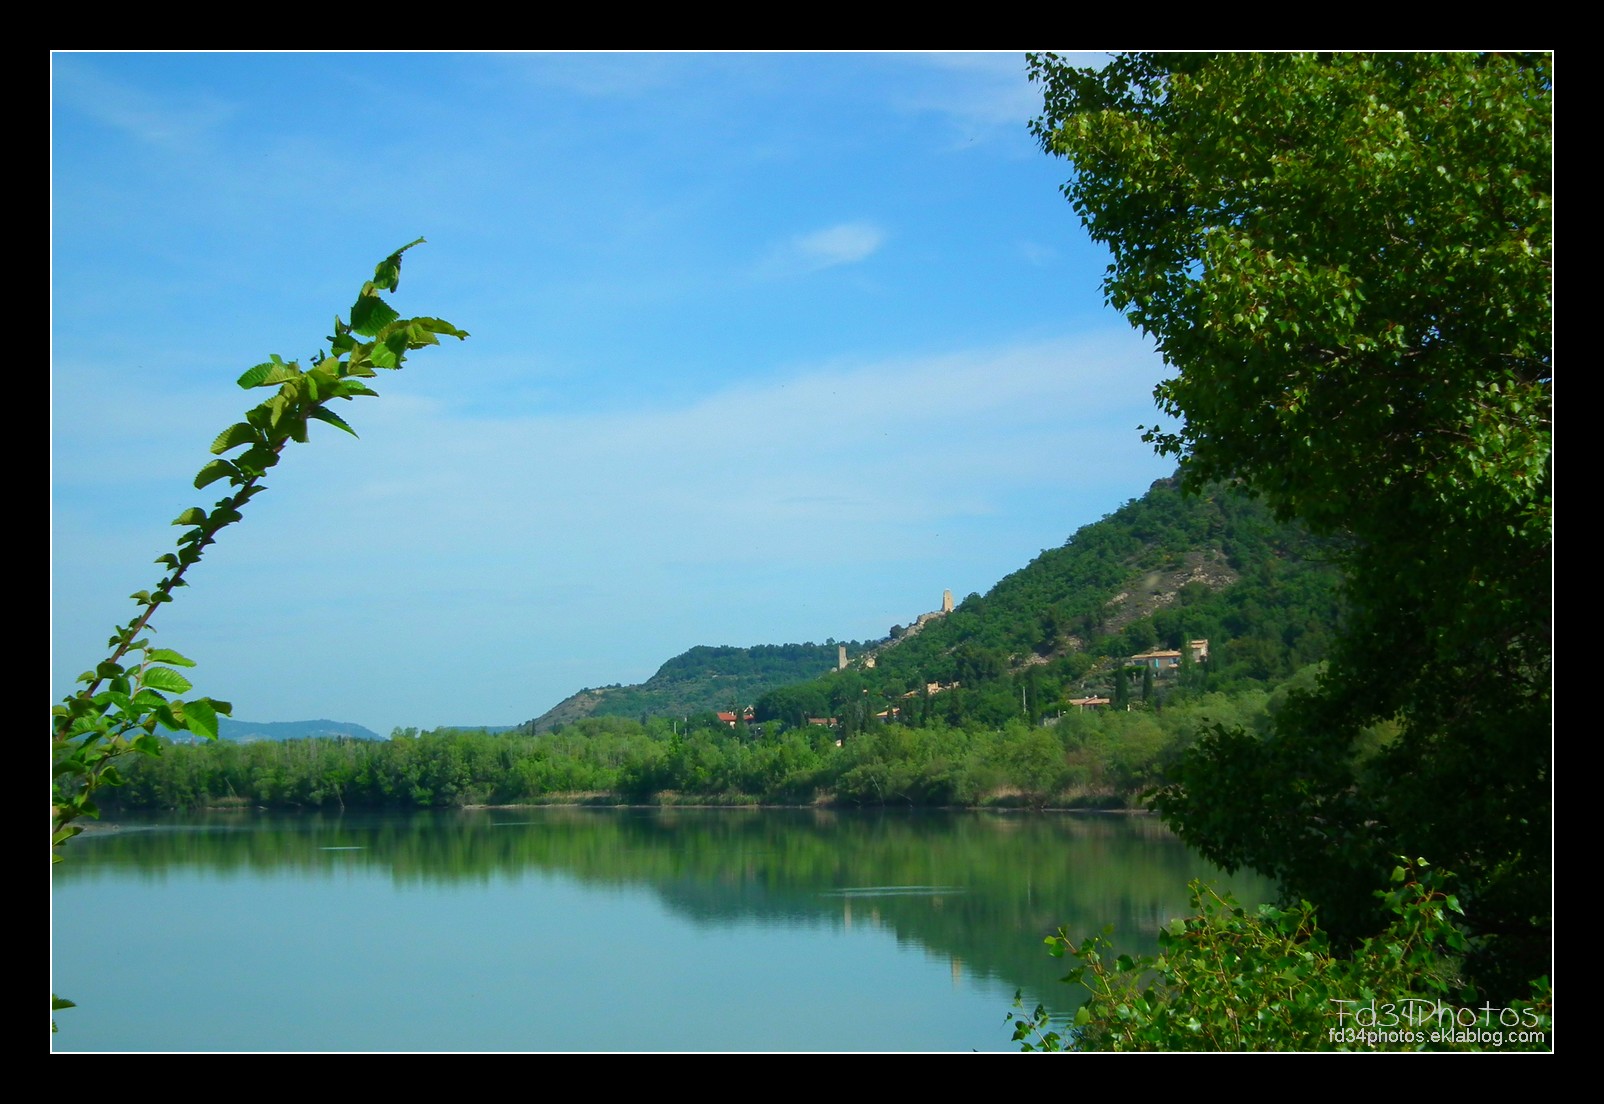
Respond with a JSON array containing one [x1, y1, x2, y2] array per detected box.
[[51, 807, 1270, 1052]]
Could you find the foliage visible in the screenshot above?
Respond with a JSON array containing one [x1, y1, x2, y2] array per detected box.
[[103, 685, 1287, 813], [1029, 52, 1550, 530], [1009, 861, 1552, 1052], [52, 240, 467, 856], [526, 641, 859, 731], [1028, 51, 1552, 995], [756, 477, 1344, 733]]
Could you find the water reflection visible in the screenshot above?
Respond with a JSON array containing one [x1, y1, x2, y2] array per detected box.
[[54, 808, 1270, 1051]]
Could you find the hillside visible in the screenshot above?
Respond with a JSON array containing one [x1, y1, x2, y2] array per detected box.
[[752, 476, 1344, 731], [524, 475, 1344, 735], [523, 642, 868, 732], [873, 476, 1338, 681]]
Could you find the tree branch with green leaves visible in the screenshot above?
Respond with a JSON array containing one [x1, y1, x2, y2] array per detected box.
[[52, 239, 467, 856]]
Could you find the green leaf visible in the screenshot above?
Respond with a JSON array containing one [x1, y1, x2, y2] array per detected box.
[[145, 648, 195, 667], [194, 459, 240, 489], [349, 291, 400, 337], [237, 360, 276, 389], [374, 238, 426, 292], [307, 406, 358, 437], [141, 666, 193, 694], [234, 445, 278, 475], [373, 256, 402, 293], [210, 422, 259, 455], [182, 697, 219, 741], [265, 362, 304, 388], [412, 316, 469, 341], [173, 507, 208, 526]]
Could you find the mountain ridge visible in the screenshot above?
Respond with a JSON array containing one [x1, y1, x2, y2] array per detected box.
[[211, 717, 385, 743]]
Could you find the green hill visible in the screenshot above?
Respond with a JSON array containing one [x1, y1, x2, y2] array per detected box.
[[525, 475, 1344, 735], [751, 477, 1343, 732], [523, 642, 869, 732]]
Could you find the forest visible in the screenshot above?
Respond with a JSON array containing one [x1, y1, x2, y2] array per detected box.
[[103, 687, 1303, 812]]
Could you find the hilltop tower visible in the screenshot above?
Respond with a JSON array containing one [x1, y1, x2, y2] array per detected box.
[[942, 589, 953, 613], [838, 644, 848, 671]]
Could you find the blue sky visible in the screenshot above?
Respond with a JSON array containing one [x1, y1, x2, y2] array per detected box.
[[51, 51, 1178, 735]]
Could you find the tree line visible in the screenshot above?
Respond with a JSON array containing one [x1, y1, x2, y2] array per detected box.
[[104, 681, 1306, 812]]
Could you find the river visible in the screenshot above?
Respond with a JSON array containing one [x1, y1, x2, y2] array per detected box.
[[51, 806, 1271, 1051]]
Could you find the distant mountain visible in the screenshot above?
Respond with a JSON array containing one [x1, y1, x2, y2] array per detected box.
[[214, 717, 385, 743], [523, 643, 866, 733]]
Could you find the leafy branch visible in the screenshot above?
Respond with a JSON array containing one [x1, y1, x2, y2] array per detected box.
[[51, 239, 467, 856], [1009, 860, 1552, 1052]]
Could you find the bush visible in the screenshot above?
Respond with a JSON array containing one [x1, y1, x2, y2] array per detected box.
[[1010, 860, 1551, 1052]]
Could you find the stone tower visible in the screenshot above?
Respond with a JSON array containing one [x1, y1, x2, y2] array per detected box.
[[942, 589, 953, 613], [838, 644, 848, 671]]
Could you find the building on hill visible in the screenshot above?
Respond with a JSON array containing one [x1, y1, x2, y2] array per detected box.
[[1130, 639, 1210, 673], [1130, 649, 1183, 671]]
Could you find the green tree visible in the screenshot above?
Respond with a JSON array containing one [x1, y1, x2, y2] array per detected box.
[[1176, 634, 1201, 693], [999, 720, 1069, 809], [1028, 52, 1551, 995]]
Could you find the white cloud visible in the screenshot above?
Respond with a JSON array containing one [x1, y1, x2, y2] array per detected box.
[[756, 221, 887, 279], [1017, 240, 1059, 267], [52, 325, 1175, 733], [795, 222, 886, 267]]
